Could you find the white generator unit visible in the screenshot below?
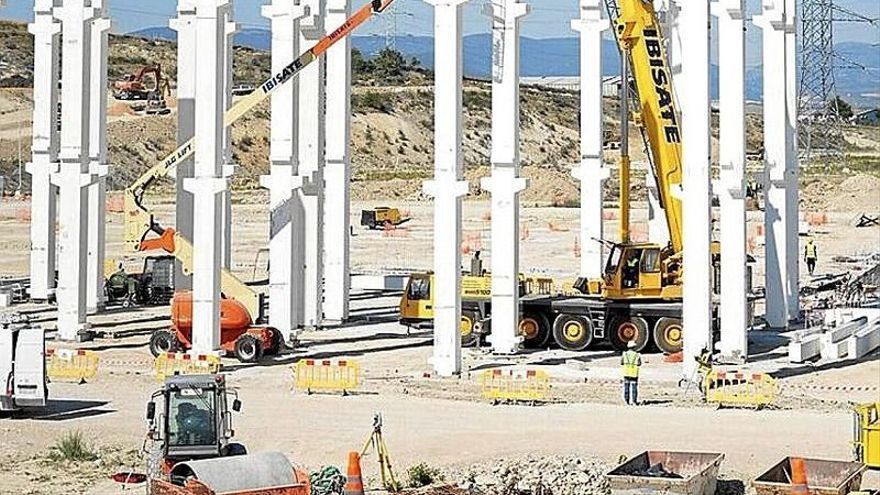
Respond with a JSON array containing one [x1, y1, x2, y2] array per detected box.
[[0, 313, 47, 411]]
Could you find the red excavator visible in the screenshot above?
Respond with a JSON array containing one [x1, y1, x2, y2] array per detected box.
[[114, 64, 171, 101]]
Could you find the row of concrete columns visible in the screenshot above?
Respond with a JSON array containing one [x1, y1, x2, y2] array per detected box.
[[27, 0, 109, 341]]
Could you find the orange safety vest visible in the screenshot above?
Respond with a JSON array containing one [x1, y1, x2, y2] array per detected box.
[[621, 350, 641, 378]]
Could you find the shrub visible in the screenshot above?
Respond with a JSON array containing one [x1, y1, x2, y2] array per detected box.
[[407, 462, 444, 488], [48, 431, 98, 463]]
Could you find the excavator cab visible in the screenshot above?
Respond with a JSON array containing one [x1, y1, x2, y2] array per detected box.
[[146, 374, 245, 466]]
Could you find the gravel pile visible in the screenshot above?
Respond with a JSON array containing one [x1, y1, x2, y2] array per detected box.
[[442, 454, 613, 495]]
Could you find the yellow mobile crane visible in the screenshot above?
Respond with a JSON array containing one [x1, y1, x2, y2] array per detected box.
[[400, 0, 719, 354], [124, 0, 396, 329]]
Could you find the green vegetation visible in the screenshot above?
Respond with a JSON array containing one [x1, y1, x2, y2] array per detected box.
[[47, 431, 98, 463], [406, 462, 444, 488]]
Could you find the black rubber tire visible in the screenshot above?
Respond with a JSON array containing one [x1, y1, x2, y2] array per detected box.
[[460, 311, 479, 347], [520, 312, 551, 348], [552, 314, 594, 351], [265, 328, 282, 355], [234, 334, 263, 363], [653, 317, 684, 354], [149, 329, 179, 357], [221, 442, 248, 457], [607, 315, 650, 352]]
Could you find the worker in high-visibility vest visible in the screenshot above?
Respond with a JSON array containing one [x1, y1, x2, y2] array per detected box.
[[621, 340, 642, 405], [804, 238, 818, 276]]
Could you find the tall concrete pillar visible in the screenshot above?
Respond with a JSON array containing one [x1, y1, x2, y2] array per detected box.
[[323, 0, 352, 323], [424, 0, 468, 376], [261, 0, 307, 344], [713, 0, 748, 361], [183, 0, 229, 353], [53, 0, 96, 341], [678, 0, 712, 378], [571, 0, 608, 279], [170, 0, 196, 291], [86, 0, 110, 312], [27, 0, 61, 303], [481, 0, 529, 355], [755, 0, 789, 328], [220, 7, 237, 270], [298, 0, 326, 328], [784, 0, 799, 321]]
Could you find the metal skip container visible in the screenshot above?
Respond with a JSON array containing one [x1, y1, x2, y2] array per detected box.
[[752, 457, 865, 495], [605, 451, 725, 495]]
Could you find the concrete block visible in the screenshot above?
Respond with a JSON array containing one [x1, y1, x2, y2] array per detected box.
[[846, 321, 880, 360], [789, 334, 822, 363]]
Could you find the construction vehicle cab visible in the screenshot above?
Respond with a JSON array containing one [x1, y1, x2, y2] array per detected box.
[[146, 374, 245, 465], [104, 255, 175, 308]]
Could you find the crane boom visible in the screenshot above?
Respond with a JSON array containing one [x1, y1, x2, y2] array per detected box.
[[614, 0, 684, 254], [124, 0, 395, 251]]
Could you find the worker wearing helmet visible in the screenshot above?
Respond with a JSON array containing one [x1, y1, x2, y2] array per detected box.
[[621, 340, 642, 405], [804, 239, 818, 276]]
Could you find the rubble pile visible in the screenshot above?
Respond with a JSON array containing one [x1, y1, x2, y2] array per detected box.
[[443, 454, 612, 495]]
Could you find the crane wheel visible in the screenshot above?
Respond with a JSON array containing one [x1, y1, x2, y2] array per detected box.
[[460, 311, 478, 347], [607, 316, 649, 352], [234, 334, 263, 363], [149, 329, 180, 357], [552, 314, 594, 351], [653, 318, 684, 354], [520, 313, 551, 348], [266, 328, 283, 355]]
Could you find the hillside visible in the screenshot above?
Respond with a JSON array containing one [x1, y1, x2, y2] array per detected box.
[[0, 19, 877, 206]]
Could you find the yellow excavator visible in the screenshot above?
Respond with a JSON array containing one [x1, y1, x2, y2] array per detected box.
[[400, 0, 719, 354], [123, 0, 397, 332]]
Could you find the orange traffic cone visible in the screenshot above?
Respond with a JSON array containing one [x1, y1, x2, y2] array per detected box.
[[344, 451, 365, 495], [790, 457, 809, 494]]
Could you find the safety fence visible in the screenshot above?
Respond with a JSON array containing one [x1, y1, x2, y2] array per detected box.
[[154, 352, 222, 381], [293, 359, 360, 395], [46, 348, 100, 383], [480, 368, 550, 403], [703, 370, 777, 408]]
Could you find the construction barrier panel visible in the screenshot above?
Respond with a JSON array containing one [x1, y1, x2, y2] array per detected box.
[[46, 348, 100, 382], [480, 369, 550, 403], [703, 370, 777, 407], [154, 352, 222, 381], [293, 359, 360, 394]]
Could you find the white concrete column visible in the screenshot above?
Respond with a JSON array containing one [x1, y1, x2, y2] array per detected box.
[[423, 0, 468, 376], [784, 0, 799, 321], [480, 0, 529, 354], [27, 0, 61, 302], [260, 0, 308, 344], [323, 0, 352, 323], [220, 7, 237, 270], [755, 0, 788, 328], [170, 0, 196, 291], [678, 0, 712, 378], [713, 0, 748, 361], [53, 0, 96, 341], [86, 0, 110, 312], [298, 0, 326, 328], [571, 0, 608, 279], [183, 0, 229, 353]]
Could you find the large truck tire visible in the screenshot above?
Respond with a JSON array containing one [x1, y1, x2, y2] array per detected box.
[[149, 329, 180, 357], [607, 315, 650, 352], [653, 317, 684, 354], [520, 312, 551, 348], [460, 310, 479, 347], [234, 334, 263, 362], [552, 314, 594, 351]]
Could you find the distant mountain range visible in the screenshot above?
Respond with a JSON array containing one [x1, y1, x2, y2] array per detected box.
[[130, 27, 879, 106]]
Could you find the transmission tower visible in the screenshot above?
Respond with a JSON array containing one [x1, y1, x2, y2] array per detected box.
[[798, 0, 843, 160]]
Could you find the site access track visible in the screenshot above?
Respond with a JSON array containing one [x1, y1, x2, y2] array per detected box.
[[123, 0, 396, 251]]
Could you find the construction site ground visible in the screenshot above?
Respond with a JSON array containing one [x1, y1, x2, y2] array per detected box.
[[0, 199, 879, 494]]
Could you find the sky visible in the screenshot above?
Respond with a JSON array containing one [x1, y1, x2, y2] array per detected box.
[[2, 0, 877, 64]]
